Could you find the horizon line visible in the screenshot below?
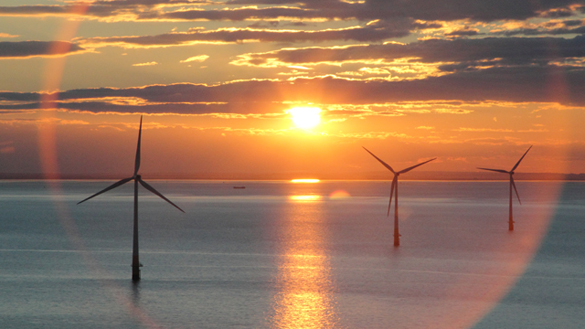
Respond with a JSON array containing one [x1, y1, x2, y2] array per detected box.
[[0, 171, 584, 181]]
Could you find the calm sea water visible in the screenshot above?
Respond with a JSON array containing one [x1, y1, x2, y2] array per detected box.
[[0, 180, 583, 328]]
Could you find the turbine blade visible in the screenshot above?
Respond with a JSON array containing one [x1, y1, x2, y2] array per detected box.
[[511, 177, 522, 205], [511, 145, 532, 172], [387, 176, 397, 217], [363, 147, 395, 174], [399, 158, 437, 174], [138, 178, 185, 213], [134, 116, 143, 176], [77, 177, 133, 205], [477, 167, 510, 174]]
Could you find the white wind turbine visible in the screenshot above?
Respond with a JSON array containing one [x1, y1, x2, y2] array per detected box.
[[78, 116, 184, 281], [363, 147, 436, 246], [477, 145, 532, 231]]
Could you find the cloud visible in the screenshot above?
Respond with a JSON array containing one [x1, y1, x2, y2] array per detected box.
[[0, 41, 86, 59], [0, 146, 15, 153], [0, 5, 69, 16], [78, 23, 419, 48], [1, 66, 584, 115], [145, 6, 326, 21], [0, 140, 15, 154], [232, 35, 585, 70], [494, 19, 585, 36], [357, 0, 584, 22], [132, 61, 159, 66], [445, 28, 481, 37], [541, 7, 578, 18], [3, 0, 579, 23], [180, 55, 209, 63], [0, 33, 18, 38], [323, 130, 413, 140], [454, 128, 514, 132], [0, 1, 206, 20], [202, 1, 585, 22]]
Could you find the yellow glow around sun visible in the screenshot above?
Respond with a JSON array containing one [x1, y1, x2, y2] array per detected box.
[[288, 107, 321, 129]]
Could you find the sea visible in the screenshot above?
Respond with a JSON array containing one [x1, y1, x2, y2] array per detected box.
[[0, 180, 583, 329]]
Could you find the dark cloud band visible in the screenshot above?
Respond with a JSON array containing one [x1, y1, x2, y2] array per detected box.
[[1, 0, 583, 22], [2, 66, 584, 115], [235, 35, 585, 68], [0, 41, 85, 58]]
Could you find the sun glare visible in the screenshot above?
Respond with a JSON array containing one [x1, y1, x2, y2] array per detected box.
[[291, 179, 320, 183], [288, 107, 321, 129]]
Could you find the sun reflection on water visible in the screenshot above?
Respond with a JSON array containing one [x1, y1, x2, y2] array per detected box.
[[288, 194, 323, 202], [269, 194, 336, 328], [272, 254, 335, 329]]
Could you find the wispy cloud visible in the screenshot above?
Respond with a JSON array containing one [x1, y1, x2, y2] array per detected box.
[[454, 128, 515, 132], [0, 140, 15, 153], [492, 18, 585, 36], [78, 23, 420, 48], [132, 61, 159, 66], [180, 55, 209, 63], [0, 33, 18, 38]]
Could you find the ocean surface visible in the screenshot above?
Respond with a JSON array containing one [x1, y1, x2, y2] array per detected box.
[[0, 180, 583, 329]]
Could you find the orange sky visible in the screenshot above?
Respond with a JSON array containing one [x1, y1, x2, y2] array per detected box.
[[0, 1, 584, 178]]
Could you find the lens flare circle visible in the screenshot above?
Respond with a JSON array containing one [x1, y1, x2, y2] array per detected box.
[[329, 190, 350, 199]]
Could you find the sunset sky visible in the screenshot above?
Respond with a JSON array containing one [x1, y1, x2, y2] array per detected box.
[[1, 0, 585, 178]]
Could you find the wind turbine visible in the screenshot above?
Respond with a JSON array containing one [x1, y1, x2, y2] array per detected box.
[[78, 116, 184, 281], [477, 145, 532, 231], [363, 147, 436, 246]]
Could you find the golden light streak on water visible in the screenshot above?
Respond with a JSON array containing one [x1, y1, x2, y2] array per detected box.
[[288, 194, 323, 202], [272, 254, 335, 329], [270, 194, 336, 328]]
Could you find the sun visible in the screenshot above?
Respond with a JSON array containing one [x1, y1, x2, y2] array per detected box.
[[288, 107, 321, 129]]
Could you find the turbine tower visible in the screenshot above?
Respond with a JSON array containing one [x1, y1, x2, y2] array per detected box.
[[363, 147, 436, 246], [78, 116, 184, 281], [477, 145, 532, 231]]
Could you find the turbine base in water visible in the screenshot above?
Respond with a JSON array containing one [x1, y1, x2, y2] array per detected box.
[[132, 267, 140, 281]]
